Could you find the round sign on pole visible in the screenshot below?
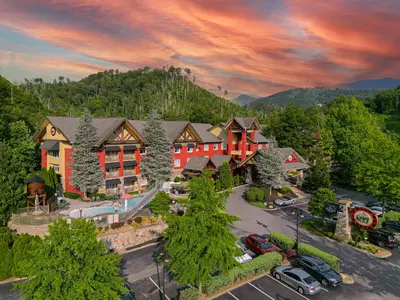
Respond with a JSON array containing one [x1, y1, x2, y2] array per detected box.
[[350, 207, 378, 230]]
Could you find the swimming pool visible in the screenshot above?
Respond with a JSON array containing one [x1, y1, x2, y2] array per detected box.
[[69, 197, 143, 218]]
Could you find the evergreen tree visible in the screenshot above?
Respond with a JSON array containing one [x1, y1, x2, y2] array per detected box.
[[219, 161, 234, 189], [308, 188, 338, 221], [254, 147, 287, 195], [140, 111, 172, 185], [0, 227, 13, 280], [164, 172, 240, 296], [16, 219, 126, 299], [70, 109, 104, 197]]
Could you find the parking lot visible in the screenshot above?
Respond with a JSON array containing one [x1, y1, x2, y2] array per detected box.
[[129, 271, 179, 300]]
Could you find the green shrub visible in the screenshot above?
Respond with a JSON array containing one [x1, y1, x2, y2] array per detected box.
[[247, 187, 264, 202], [174, 176, 182, 183], [385, 211, 400, 222], [246, 190, 257, 202], [128, 191, 140, 195], [202, 252, 282, 296], [255, 189, 264, 201], [180, 287, 200, 299], [88, 193, 106, 200], [234, 175, 241, 186], [298, 244, 341, 272], [279, 186, 292, 194], [270, 232, 296, 250], [351, 225, 368, 242], [64, 192, 82, 199], [0, 241, 13, 280], [149, 191, 171, 216], [215, 180, 222, 191], [239, 176, 245, 184]]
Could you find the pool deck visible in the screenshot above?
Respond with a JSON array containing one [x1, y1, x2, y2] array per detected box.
[[58, 198, 116, 216]]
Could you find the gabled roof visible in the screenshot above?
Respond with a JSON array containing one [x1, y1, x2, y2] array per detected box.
[[183, 156, 211, 171], [223, 117, 261, 131], [129, 120, 202, 144], [210, 154, 234, 168], [191, 123, 222, 143], [34, 116, 144, 147]]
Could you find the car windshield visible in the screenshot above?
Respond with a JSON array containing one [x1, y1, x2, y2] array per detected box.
[[317, 263, 331, 272], [303, 276, 317, 284], [259, 242, 272, 249]]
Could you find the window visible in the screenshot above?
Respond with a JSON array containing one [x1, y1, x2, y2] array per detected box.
[[196, 146, 200, 152], [174, 159, 181, 168], [258, 144, 262, 150], [222, 144, 227, 150], [140, 147, 147, 155], [106, 151, 119, 161], [213, 144, 219, 150], [49, 150, 59, 157], [204, 144, 209, 151], [50, 164, 59, 172], [106, 183, 117, 191], [174, 147, 181, 154], [141, 177, 148, 186], [187, 146, 193, 153]]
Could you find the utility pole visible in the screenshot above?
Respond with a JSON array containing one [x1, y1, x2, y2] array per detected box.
[[291, 208, 304, 255]]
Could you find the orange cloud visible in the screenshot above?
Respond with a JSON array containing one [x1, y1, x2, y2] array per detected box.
[[0, 0, 399, 97]]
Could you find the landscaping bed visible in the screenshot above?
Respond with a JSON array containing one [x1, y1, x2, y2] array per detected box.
[[300, 219, 336, 238]]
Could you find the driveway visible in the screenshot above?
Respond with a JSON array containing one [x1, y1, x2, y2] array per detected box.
[[227, 186, 400, 300]]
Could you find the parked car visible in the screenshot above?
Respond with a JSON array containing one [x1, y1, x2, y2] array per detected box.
[[368, 229, 398, 248], [246, 234, 278, 255], [121, 284, 136, 300], [297, 255, 342, 287], [274, 197, 296, 206], [170, 187, 186, 195], [379, 228, 400, 242], [349, 202, 365, 210], [234, 243, 252, 264], [366, 200, 381, 208], [368, 206, 385, 217], [272, 266, 322, 295], [383, 221, 400, 231]]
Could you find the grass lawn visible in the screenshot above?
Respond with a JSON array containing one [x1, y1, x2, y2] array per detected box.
[[249, 201, 267, 209], [300, 219, 336, 238]]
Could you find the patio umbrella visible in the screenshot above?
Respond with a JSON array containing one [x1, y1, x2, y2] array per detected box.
[[120, 194, 132, 199]]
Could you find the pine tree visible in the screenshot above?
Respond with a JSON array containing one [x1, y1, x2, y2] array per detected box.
[[70, 109, 104, 197], [16, 219, 126, 299], [219, 161, 234, 189], [164, 172, 240, 296], [302, 157, 331, 193], [254, 147, 287, 195], [140, 111, 172, 185]]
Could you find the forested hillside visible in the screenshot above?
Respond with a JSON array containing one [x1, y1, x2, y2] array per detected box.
[[250, 87, 381, 109], [18, 67, 257, 124]]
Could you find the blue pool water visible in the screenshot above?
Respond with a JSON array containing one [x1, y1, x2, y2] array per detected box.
[[81, 197, 143, 217]]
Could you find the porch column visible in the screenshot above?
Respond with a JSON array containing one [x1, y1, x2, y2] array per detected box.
[[241, 131, 247, 161], [135, 146, 141, 174], [118, 147, 124, 177], [227, 130, 233, 155]]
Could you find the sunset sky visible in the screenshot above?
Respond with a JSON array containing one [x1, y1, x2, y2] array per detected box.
[[1, 0, 399, 98]]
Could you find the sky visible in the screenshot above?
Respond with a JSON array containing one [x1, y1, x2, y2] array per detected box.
[[0, 0, 399, 99]]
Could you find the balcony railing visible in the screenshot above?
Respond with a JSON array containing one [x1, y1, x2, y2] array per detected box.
[[105, 188, 118, 195], [106, 171, 119, 178], [123, 154, 136, 161], [106, 155, 119, 162], [124, 170, 136, 176], [124, 185, 137, 193]]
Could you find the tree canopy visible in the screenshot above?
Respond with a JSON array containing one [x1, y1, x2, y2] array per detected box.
[[16, 219, 126, 300], [308, 188, 338, 220]]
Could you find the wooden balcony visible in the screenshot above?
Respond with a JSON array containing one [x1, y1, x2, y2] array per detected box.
[[123, 170, 136, 176], [105, 188, 118, 195], [106, 171, 119, 178], [231, 150, 242, 155], [106, 155, 119, 162], [123, 154, 136, 161]]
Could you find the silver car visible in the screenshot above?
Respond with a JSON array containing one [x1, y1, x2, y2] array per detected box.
[[272, 266, 322, 295], [274, 197, 296, 206]]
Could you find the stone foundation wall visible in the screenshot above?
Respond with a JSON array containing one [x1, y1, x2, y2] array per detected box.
[[98, 222, 167, 252]]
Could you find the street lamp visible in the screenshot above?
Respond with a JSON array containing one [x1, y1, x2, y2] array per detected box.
[[291, 208, 304, 254], [153, 243, 169, 300]]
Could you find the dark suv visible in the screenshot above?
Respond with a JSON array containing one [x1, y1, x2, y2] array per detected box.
[[383, 221, 400, 231], [297, 255, 342, 287], [368, 230, 398, 248]]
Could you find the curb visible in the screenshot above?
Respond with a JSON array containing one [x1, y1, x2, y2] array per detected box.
[[0, 277, 27, 285]]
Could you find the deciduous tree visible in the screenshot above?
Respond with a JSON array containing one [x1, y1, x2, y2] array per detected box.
[[164, 172, 240, 296], [16, 219, 126, 300], [308, 188, 338, 221], [70, 109, 104, 197], [149, 191, 171, 215]]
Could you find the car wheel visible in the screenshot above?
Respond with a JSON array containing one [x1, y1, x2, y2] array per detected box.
[[378, 241, 384, 247], [274, 273, 281, 280], [298, 287, 304, 294], [321, 279, 329, 287]]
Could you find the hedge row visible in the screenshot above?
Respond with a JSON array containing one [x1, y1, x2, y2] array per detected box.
[[298, 244, 341, 272], [385, 211, 400, 222], [246, 187, 265, 202], [201, 252, 282, 297], [270, 232, 296, 251], [63, 192, 82, 199]]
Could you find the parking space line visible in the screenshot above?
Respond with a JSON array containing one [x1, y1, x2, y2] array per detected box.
[[267, 275, 310, 300], [248, 282, 274, 300], [148, 277, 171, 300], [228, 291, 240, 300], [321, 287, 329, 292]]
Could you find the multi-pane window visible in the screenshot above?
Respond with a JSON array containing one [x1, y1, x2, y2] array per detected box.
[[258, 144, 262, 150], [106, 151, 119, 161], [106, 167, 119, 178], [124, 166, 135, 176], [49, 150, 59, 157], [204, 144, 209, 151], [213, 144, 219, 150], [174, 147, 181, 154], [222, 144, 227, 150], [140, 147, 147, 155], [174, 159, 181, 167], [106, 183, 117, 191], [123, 150, 135, 160], [187, 146, 193, 153], [50, 164, 59, 172]]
